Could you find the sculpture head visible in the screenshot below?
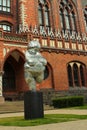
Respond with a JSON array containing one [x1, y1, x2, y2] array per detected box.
[[27, 40, 41, 55]]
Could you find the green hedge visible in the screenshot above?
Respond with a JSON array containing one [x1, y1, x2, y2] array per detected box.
[[52, 96, 84, 108]]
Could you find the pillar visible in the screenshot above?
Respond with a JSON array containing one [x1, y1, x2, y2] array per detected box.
[[0, 71, 4, 103], [24, 91, 44, 120]]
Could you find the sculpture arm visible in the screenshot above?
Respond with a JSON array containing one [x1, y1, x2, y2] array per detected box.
[[37, 54, 47, 66]]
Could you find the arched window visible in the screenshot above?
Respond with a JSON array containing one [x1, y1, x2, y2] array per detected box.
[[67, 62, 86, 88], [84, 7, 87, 32], [0, 22, 12, 32], [0, 0, 11, 12], [38, 0, 50, 29], [59, 0, 77, 32]]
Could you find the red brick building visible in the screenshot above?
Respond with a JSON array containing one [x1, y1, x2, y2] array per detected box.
[[0, 0, 87, 103]]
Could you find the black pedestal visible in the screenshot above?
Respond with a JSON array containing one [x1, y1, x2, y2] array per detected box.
[[24, 91, 44, 120]]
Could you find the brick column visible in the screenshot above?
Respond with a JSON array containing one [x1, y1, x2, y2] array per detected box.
[[76, 0, 85, 33], [18, 0, 27, 26]]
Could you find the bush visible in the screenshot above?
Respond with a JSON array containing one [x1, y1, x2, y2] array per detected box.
[[52, 96, 84, 108]]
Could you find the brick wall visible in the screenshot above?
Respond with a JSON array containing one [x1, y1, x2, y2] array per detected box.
[[41, 88, 87, 105], [0, 0, 87, 100]]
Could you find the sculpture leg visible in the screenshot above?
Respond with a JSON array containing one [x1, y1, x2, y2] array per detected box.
[[29, 77, 36, 91], [24, 70, 36, 91], [36, 72, 44, 83]]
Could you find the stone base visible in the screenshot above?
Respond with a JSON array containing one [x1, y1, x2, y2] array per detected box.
[[24, 91, 44, 120], [0, 96, 4, 104]]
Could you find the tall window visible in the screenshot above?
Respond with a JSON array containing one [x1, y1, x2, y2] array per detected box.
[[0, 0, 11, 12], [73, 63, 79, 86], [67, 62, 86, 88], [84, 7, 87, 32], [44, 66, 49, 80], [64, 8, 71, 30], [80, 65, 85, 86], [71, 12, 76, 31], [45, 5, 49, 27], [38, 0, 50, 29], [59, 0, 77, 32], [38, 4, 44, 28], [67, 65, 73, 87], [59, 9, 64, 29]]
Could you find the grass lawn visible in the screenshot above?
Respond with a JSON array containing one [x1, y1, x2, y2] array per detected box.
[[0, 114, 87, 126], [0, 102, 87, 127]]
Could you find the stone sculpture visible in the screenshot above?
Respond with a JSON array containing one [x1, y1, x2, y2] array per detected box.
[[24, 40, 47, 91]]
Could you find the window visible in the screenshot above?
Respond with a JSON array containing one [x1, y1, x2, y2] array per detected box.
[[38, 4, 43, 28], [59, 9, 64, 29], [67, 62, 86, 88], [67, 65, 73, 86], [44, 66, 49, 80], [38, 0, 50, 29], [0, 22, 11, 32], [73, 63, 79, 86], [84, 7, 87, 32], [64, 9, 71, 30], [45, 5, 49, 27], [71, 12, 76, 31], [59, 0, 77, 32], [80, 65, 85, 86], [0, 0, 11, 12]]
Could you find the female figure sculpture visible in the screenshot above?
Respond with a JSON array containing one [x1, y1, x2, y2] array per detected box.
[[24, 40, 47, 91]]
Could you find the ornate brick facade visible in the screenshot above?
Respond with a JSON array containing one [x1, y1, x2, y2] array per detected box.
[[0, 0, 87, 102]]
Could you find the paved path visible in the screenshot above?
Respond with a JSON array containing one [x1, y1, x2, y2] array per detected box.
[[0, 109, 87, 130], [0, 109, 87, 118], [0, 120, 87, 130]]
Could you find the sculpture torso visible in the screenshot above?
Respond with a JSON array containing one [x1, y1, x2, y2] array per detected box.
[[24, 51, 46, 72]]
